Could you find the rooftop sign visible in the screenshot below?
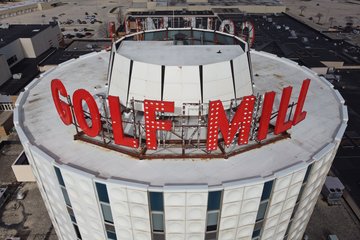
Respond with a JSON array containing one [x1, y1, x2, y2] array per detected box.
[[51, 78, 310, 159]]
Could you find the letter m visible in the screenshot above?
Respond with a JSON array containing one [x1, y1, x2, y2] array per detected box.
[[206, 96, 256, 151]]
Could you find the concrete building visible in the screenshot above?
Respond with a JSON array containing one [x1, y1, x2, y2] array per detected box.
[[129, 0, 286, 13], [0, 54, 11, 86], [14, 29, 347, 240], [0, 1, 58, 20], [0, 23, 62, 68], [0, 22, 62, 110]]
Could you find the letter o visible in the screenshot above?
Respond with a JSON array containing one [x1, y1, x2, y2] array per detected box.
[[73, 89, 101, 137]]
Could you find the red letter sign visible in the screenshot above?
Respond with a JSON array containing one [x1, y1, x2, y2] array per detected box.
[[73, 89, 101, 137], [274, 86, 293, 135], [257, 91, 276, 141], [206, 96, 256, 151], [144, 100, 174, 150], [292, 79, 311, 125], [108, 96, 139, 148], [51, 79, 72, 125]]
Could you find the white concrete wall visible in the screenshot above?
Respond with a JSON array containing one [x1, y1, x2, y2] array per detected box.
[[0, 55, 11, 86], [0, 39, 25, 67], [219, 180, 263, 239], [14, 144, 343, 240], [27, 25, 62, 58], [60, 166, 106, 240], [19, 38, 37, 58], [262, 166, 306, 239], [29, 145, 76, 240], [288, 144, 337, 240], [163, 185, 208, 240]]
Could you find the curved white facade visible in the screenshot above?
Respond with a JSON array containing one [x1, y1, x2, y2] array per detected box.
[[14, 29, 347, 240]]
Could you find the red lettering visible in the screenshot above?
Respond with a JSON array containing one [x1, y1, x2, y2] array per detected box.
[[274, 86, 293, 135], [206, 96, 256, 151], [293, 79, 311, 125], [257, 91, 275, 141], [144, 100, 174, 150], [51, 79, 72, 125], [73, 89, 101, 137], [108, 96, 139, 148]]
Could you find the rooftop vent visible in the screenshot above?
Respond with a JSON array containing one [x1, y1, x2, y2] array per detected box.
[[0, 23, 9, 29]]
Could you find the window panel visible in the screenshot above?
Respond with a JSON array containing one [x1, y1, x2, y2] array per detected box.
[[54, 167, 65, 187], [207, 191, 222, 211], [96, 182, 110, 203], [105, 223, 115, 232], [256, 201, 268, 221], [153, 233, 165, 240], [73, 224, 82, 239], [152, 213, 164, 232], [61, 188, 71, 207], [303, 164, 313, 183], [252, 220, 263, 238], [107, 230, 117, 240], [68, 206, 76, 223], [205, 231, 217, 240], [206, 211, 219, 231], [150, 192, 164, 211], [261, 180, 274, 201], [101, 203, 114, 223]]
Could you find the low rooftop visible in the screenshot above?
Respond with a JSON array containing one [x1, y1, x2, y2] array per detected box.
[[0, 24, 53, 48]]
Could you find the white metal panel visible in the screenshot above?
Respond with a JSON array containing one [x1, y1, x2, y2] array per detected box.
[[232, 54, 253, 98], [163, 66, 201, 111], [164, 186, 207, 239], [203, 61, 234, 105], [128, 61, 161, 102], [108, 54, 131, 105]]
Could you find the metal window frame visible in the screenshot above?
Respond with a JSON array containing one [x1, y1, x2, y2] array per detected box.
[[252, 179, 275, 239], [94, 181, 118, 240], [53, 166, 82, 239], [205, 190, 223, 240], [148, 191, 166, 239]]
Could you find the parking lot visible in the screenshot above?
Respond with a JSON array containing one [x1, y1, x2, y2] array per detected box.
[[0, 0, 132, 38]]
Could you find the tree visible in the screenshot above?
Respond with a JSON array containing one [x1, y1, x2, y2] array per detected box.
[[329, 17, 335, 27], [117, 7, 125, 25], [98, 22, 109, 38], [315, 13, 323, 24], [299, 6, 306, 16]]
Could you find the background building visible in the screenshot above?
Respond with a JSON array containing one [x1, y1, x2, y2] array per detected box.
[[14, 29, 347, 240], [129, 0, 286, 14]]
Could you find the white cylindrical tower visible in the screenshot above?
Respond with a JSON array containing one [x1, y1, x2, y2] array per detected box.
[[14, 29, 347, 240]]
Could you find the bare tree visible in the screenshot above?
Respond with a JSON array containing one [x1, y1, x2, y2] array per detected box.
[[98, 22, 109, 38], [329, 17, 335, 27], [315, 13, 323, 24], [299, 6, 306, 16], [117, 7, 125, 25]]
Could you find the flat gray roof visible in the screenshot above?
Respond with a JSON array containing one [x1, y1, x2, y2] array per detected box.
[[15, 50, 345, 186], [117, 41, 244, 66]]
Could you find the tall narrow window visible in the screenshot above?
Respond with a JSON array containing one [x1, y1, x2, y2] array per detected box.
[[252, 180, 274, 240], [54, 166, 82, 240], [284, 164, 313, 240], [95, 182, 117, 240], [149, 192, 165, 240], [205, 191, 222, 239]]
